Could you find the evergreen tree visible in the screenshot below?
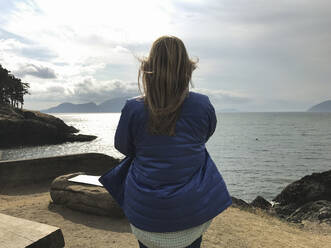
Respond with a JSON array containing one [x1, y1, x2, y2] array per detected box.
[[0, 64, 30, 108]]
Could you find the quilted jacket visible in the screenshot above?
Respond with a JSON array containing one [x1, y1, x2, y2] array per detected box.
[[100, 91, 232, 232]]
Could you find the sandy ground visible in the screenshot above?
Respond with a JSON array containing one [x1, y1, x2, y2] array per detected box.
[[1, 183, 331, 248]]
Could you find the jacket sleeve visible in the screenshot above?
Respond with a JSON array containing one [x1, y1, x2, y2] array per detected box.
[[114, 100, 136, 157], [206, 97, 217, 143]]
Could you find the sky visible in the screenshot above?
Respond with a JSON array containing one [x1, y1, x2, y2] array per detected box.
[[0, 0, 330, 112]]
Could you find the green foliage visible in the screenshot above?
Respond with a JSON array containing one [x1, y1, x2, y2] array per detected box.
[[0, 64, 30, 108]]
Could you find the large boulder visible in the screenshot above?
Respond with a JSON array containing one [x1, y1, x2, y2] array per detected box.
[[272, 170, 331, 206], [50, 172, 124, 218], [0, 104, 97, 148], [269, 170, 331, 226]]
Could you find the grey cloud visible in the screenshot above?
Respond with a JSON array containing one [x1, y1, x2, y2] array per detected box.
[[14, 64, 57, 79], [172, 0, 331, 111], [0, 28, 31, 44], [0, 36, 57, 62], [25, 78, 141, 109], [191, 88, 251, 105], [71, 78, 139, 103], [11, 0, 331, 111], [27, 85, 68, 103], [26, 79, 250, 112], [19, 45, 57, 61]]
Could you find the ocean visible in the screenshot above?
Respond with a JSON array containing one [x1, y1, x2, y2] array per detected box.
[[1, 112, 331, 203]]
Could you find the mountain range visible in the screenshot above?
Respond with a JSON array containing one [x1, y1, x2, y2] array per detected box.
[[41, 97, 331, 113], [41, 96, 135, 113]]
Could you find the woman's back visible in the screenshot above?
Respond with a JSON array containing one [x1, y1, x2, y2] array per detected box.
[[126, 91, 214, 183], [114, 91, 232, 232]]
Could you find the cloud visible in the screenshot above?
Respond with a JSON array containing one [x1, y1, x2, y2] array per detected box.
[[14, 63, 57, 78], [0, 37, 57, 62], [0, 28, 30, 43], [2, 0, 331, 111], [191, 87, 251, 105], [25, 77, 139, 108], [24, 74, 250, 111], [71, 77, 139, 103]]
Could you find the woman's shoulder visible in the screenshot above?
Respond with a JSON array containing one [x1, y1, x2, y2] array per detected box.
[[126, 95, 144, 105], [124, 91, 213, 115], [188, 91, 211, 104], [122, 95, 146, 117], [125, 91, 210, 104], [181, 91, 214, 115]]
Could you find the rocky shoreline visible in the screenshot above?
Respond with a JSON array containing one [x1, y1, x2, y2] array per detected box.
[[0, 104, 97, 148], [231, 169, 331, 226]]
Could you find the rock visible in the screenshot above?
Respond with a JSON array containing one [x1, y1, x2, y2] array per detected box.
[[269, 169, 331, 226], [250, 196, 272, 210], [66, 134, 97, 142], [0, 104, 97, 148], [272, 170, 331, 206], [50, 172, 124, 218], [0, 153, 119, 187], [286, 200, 331, 225], [231, 196, 251, 209], [270, 203, 299, 219]]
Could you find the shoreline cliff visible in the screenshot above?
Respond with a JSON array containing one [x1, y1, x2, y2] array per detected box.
[[0, 104, 97, 148]]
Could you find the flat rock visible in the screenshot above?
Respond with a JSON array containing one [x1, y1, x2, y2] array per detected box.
[[50, 172, 124, 218]]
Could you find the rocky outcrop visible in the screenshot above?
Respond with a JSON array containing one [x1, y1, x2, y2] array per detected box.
[[286, 200, 331, 224], [231, 170, 331, 226], [50, 172, 124, 218], [231, 197, 251, 209], [270, 169, 331, 225], [272, 170, 331, 206], [250, 196, 272, 210], [231, 196, 272, 212], [0, 104, 97, 148]]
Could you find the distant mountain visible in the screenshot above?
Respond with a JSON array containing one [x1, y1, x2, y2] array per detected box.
[[98, 97, 130, 112], [41, 96, 135, 113], [43, 102, 98, 113], [308, 100, 331, 112]]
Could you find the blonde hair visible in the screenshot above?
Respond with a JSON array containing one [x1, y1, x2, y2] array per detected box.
[[137, 35, 198, 136]]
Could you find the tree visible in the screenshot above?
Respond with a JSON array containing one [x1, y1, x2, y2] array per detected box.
[[0, 64, 30, 108]]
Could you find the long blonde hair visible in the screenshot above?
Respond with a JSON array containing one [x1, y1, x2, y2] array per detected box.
[[137, 35, 198, 136]]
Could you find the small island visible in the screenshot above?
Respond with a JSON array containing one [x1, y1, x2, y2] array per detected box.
[[0, 64, 97, 148]]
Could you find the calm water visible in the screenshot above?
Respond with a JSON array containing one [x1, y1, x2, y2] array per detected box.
[[1, 112, 331, 202]]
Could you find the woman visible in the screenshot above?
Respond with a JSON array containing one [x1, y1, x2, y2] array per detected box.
[[100, 36, 232, 248]]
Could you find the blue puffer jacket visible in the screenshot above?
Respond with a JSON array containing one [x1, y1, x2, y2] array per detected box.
[[100, 91, 232, 232]]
